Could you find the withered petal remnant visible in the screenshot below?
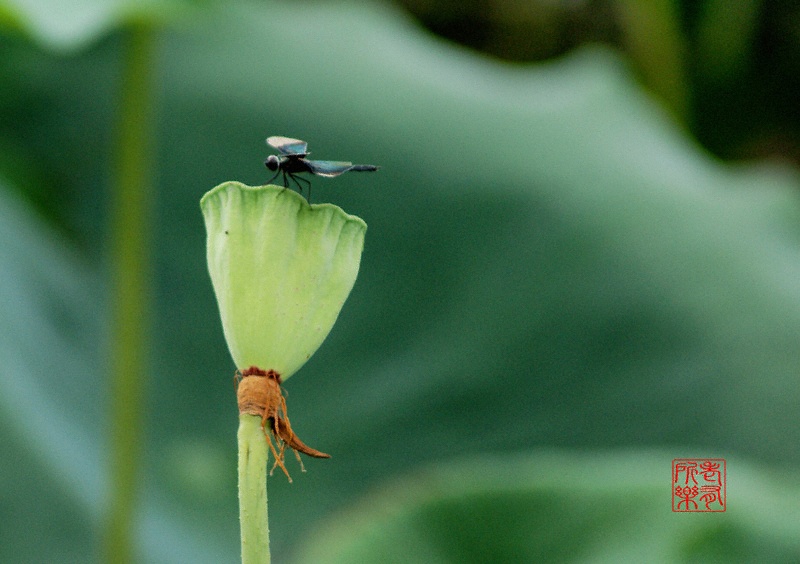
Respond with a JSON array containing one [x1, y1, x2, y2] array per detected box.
[[235, 366, 330, 482]]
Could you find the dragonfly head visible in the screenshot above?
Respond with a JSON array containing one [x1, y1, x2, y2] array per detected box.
[[264, 154, 280, 171]]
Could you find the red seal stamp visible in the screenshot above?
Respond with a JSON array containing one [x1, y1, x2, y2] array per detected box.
[[672, 458, 726, 512]]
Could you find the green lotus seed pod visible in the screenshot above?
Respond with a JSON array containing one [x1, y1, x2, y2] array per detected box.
[[201, 181, 366, 380]]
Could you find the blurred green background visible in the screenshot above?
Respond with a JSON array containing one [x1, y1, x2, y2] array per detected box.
[[3, 0, 800, 562]]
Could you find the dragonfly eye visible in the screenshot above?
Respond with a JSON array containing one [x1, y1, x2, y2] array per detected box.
[[265, 155, 279, 171]]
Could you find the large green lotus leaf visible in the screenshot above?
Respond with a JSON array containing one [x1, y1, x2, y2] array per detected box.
[[294, 452, 800, 563], [0, 180, 100, 561], [0, 0, 187, 51], [0, 180, 237, 562], [3, 2, 800, 562]]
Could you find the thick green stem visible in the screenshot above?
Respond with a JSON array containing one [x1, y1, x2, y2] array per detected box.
[[104, 23, 155, 564], [238, 414, 271, 564]]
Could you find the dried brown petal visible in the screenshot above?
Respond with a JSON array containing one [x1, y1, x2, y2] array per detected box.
[[235, 366, 329, 482]]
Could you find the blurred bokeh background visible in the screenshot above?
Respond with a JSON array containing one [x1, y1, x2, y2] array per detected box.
[[3, 0, 800, 562]]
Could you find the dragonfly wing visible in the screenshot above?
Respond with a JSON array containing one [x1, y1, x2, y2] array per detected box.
[[267, 136, 308, 156], [306, 160, 355, 177]]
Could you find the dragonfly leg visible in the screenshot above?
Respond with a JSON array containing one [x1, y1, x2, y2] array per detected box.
[[265, 168, 281, 186], [288, 173, 312, 203]]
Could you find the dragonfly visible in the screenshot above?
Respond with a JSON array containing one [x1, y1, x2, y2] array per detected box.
[[264, 136, 379, 201]]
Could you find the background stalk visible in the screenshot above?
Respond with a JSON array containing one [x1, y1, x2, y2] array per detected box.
[[104, 23, 155, 563]]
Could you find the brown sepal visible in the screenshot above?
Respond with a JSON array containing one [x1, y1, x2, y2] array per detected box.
[[235, 366, 329, 482]]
